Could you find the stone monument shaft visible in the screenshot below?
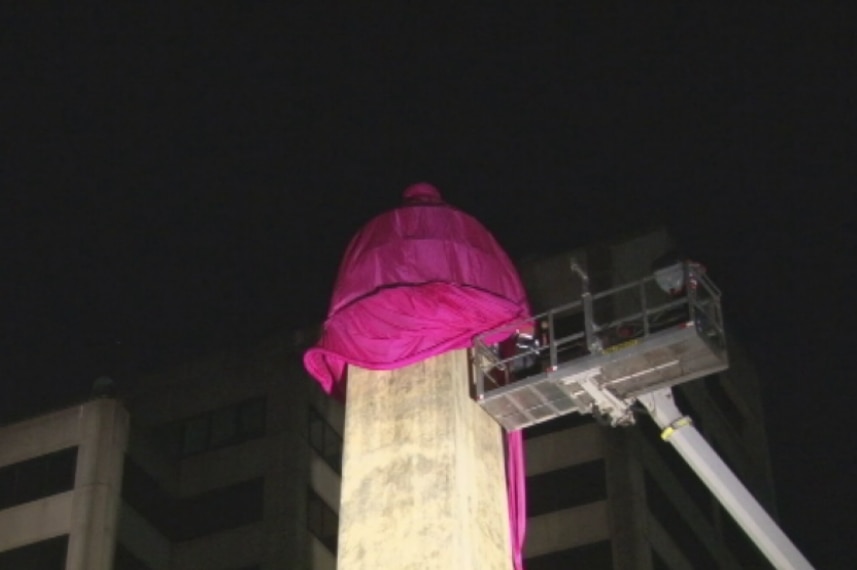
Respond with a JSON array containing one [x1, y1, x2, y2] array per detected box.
[[337, 349, 513, 570]]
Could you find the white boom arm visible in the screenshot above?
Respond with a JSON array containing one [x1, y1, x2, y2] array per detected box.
[[637, 388, 814, 570]]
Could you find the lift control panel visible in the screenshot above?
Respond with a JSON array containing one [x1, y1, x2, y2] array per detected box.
[[471, 262, 728, 430]]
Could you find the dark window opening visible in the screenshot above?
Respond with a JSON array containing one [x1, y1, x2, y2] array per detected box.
[[0, 446, 77, 510], [704, 375, 745, 435], [308, 407, 342, 473], [526, 540, 613, 570], [162, 397, 266, 458], [0, 535, 68, 570], [122, 457, 264, 541], [121, 458, 172, 532], [114, 543, 153, 570], [307, 488, 338, 553], [174, 478, 264, 540], [645, 471, 718, 570], [526, 460, 607, 517]]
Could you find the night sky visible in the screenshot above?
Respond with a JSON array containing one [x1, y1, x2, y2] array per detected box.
[[4, 5, 855, 566]]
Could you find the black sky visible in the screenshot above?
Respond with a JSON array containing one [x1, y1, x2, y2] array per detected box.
[[3, 4, 855, 566]]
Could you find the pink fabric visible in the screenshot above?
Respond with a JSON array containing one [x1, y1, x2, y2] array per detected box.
[[304, 183, 527, 568], [507, 430, 526, 570], [304, 182, 530, 391], [305, 282, 527, 396]]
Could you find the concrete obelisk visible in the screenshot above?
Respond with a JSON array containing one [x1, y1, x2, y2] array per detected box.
[[336, 349, 513, 570]]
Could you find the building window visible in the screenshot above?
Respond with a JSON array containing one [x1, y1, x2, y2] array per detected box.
[[175, 478, 265, 540], [308, 407, 342, 473], [173, 397, 266, 458], [526, 459, 607, 517], [307, 488, 338, 553], [122, 457, 264, 541], [525, 539, 613, 569], [0, 535, 68, 569], [121, 457, 172, 535], [114, 543, 153, 570], [704, 375, 746, 435], [0, 446, 77, 510], [644, 472, 718, 570]]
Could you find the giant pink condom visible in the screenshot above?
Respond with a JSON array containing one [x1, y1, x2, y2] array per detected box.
[[303, 183, 528, 570], [304, 182, 529, 394]]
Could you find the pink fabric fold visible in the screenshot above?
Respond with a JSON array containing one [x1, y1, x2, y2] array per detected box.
[[303, 183, 527, 568], [507, 430, 527, 570], [304, 282, 526, 395]]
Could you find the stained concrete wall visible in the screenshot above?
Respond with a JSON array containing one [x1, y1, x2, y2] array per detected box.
[[338, 350, 512, 570]]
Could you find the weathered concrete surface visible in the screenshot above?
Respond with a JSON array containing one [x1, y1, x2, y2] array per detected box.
[[338, 349, 512, 570], [66, 399, 129, 570]]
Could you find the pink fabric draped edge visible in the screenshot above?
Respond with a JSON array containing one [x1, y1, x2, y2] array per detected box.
[[303, 184, 527, 569]]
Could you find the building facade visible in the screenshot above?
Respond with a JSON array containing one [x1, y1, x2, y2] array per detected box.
[[0, 398, 128, 569], [115, 332, 343, 570], [0, 228, 777, 569]]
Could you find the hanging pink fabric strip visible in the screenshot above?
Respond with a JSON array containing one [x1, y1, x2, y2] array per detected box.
[[507, 430, 527, 570]]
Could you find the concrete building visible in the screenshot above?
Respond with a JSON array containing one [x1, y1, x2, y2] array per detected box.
[[0, 228, 778, 569], [0, 398, 128, 570], [0, 335, 343, 570], [114, 331, 344, 570]]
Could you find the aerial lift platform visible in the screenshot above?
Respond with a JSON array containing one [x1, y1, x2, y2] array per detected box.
[[471, 261, 814, 570], [472, 261, 727, 430]]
